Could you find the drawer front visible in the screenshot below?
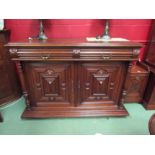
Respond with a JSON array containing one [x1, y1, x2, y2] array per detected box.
[[9, 48, 139, 61], [77, 49, 135, 60]]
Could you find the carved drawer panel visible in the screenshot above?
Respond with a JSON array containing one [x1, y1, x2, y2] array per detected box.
[[79, 49, 138, 60], [9, 49, 73, 60], [9, 48, 139, 61]]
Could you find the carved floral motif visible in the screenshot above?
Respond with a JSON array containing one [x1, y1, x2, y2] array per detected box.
[[93, 69, 109, 85]]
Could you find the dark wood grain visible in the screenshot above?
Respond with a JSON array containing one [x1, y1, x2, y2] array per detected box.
[[6, 39, 142, 118], [0, 30, 21, 107]]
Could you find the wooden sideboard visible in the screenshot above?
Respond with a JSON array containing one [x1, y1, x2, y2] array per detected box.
[[6, 39, 142, 118]]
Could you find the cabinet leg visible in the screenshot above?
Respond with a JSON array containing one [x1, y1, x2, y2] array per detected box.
[[119, 62, 132, 109], [24, 93, 31, 110], [16, 61, 31, 110], [119, 90, 127, 109]]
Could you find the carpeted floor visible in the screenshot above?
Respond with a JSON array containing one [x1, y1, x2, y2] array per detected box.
[[0, 97, 155, 135]]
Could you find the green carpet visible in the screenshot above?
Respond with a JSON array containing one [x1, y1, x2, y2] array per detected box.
[[0, 97, 155, 135]]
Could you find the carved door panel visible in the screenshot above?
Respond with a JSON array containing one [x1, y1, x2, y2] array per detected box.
[[77, 62, 125, 106], [24, 62, 73, 107]]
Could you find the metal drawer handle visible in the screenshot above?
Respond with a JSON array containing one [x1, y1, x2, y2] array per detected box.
[[41, 55, 50, 60], [102, 56, 111, 60]]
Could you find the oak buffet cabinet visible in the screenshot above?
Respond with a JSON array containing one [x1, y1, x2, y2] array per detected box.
[[6, 39, 142, 118]]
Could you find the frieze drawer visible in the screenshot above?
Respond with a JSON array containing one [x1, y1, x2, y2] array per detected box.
[[9, 48, 139, 61]]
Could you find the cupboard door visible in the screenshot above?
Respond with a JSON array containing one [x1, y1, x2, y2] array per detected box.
[[77, 62, 126, 106], [24, 62, 73, 107]]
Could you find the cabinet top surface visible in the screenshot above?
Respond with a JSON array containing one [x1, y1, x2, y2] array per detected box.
[[5, 38, 142, 48]]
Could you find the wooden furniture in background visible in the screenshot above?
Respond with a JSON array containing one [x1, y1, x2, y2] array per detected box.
[[143, 71, 155, 109], [0, 30, 21, 107], [6, 39, 142, 118], [0, 113, 2, 122], [143, 20, 155, 110], [124, 64, 149, 103], [149, 113, 155, 135]]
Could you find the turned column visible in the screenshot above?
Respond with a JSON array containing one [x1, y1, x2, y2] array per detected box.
[[15, 61, 31, 110], [119, 62, 133, 108]]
